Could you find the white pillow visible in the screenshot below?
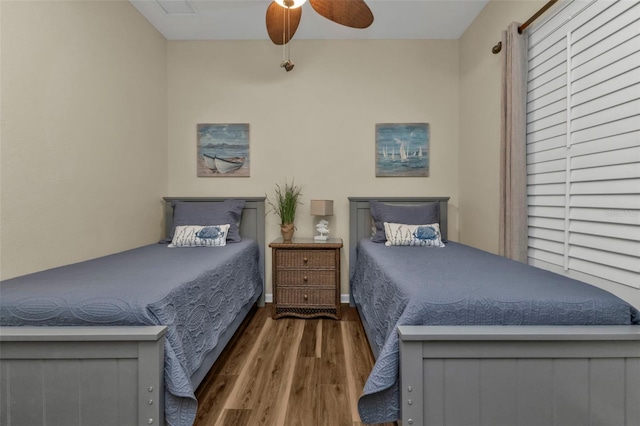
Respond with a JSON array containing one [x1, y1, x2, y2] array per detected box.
[[168, 224, 230, 247], [383, 222, 445, 247]]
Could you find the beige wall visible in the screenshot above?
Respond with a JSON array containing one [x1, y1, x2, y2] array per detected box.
[[167, 40, 460, 295], [458, 0, 546, 254], [0, 0, 168, 279], [1, 0, 549, 294]]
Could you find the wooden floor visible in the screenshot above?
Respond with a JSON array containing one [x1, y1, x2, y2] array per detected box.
[[194, 305, 396, 426]]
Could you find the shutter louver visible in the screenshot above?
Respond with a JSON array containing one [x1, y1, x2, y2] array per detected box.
[[526, 0, 640, 289]]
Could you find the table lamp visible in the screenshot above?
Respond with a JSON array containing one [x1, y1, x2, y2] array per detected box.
[[310, 200, 333, 241]]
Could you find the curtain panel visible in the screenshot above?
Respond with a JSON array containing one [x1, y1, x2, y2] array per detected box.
[[499, 22, 529, 262]]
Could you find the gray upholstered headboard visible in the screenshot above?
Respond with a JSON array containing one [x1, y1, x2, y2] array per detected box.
[[347, 197, 450, 284], [162, 197, 266, 302]]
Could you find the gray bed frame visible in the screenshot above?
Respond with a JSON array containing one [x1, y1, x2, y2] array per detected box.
[[0, 197, 265, 426], [348, 197, 640, 426]]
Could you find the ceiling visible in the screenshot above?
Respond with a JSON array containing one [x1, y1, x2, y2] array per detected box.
[[130, 0, 489, 41]]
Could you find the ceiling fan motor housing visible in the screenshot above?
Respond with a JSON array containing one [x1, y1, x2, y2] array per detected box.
[[274, 0, 306, 9], [267, 0, 374, 45]]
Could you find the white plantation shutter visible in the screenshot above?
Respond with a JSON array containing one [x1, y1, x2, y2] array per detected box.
[[526, 0, 640, 289]]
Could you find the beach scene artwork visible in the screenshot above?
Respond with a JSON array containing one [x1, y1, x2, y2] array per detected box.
[[375, 123, 429, 177], [197, 123, 250, 177]]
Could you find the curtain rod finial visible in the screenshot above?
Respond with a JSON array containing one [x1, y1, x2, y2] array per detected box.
[[492, 41, 502, 54]]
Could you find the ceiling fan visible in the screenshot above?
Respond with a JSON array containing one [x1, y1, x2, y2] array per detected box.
[[265, 0, 374, 46]]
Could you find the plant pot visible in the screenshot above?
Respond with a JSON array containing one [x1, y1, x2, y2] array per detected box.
[[281, 223, 295, 241]]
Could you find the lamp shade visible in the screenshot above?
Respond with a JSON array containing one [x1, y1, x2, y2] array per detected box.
[[310, 200, 333, 216]]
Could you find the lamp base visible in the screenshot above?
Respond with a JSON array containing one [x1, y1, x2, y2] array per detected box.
[[314, 235, 328, 241]]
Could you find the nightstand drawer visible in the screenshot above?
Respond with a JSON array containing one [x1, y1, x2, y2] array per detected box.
[[276, 270, 335, 287], [275, 250, 336, 269], [277, 288, 336, 307]]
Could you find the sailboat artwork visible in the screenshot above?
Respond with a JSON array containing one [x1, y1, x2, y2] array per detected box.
[[197, 123, 250, 177], [375, 123, 429, 177]]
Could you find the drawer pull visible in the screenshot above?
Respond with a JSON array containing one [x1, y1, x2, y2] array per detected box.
[[304, 294, 308, 301], [303, 275, 308, 281], [303, 257, 308, 263]]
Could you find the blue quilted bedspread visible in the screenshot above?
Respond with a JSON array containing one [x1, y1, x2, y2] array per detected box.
[[351, 239, 640, 424], [0, 240, 262, 426]]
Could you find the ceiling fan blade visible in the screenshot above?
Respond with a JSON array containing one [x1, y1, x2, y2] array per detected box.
[[266, 1, 302, 45], [309, 0, 374, 29]]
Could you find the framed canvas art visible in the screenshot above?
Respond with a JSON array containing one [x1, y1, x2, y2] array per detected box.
[[197, 123, 250, 177], [375, 123, 429, 177]]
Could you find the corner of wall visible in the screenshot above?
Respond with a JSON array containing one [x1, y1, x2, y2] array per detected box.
[[457, 0, 547, 254]]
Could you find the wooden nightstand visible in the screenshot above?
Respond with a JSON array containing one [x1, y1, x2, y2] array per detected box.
[[269, 238, 342, 320]]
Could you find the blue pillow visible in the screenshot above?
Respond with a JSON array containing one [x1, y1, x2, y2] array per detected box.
[[164, 199, 245, 243], [369, 200, 440, 243]]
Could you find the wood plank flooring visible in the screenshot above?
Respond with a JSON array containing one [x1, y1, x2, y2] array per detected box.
[[194, 305, 396, 426]]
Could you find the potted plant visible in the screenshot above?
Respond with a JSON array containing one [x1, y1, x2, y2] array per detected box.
[[267, 180, 303, 241]]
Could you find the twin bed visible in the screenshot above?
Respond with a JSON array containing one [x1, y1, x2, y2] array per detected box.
[[349, 197, 640, 426], [0, 197, 265, 426], [2, 195, 639, 426]]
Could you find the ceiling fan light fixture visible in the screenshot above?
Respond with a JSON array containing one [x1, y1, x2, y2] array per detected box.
[[274, 0, 307, 9]]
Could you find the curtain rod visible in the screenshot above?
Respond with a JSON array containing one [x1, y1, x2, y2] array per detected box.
[[491, 0, 558, 54]]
